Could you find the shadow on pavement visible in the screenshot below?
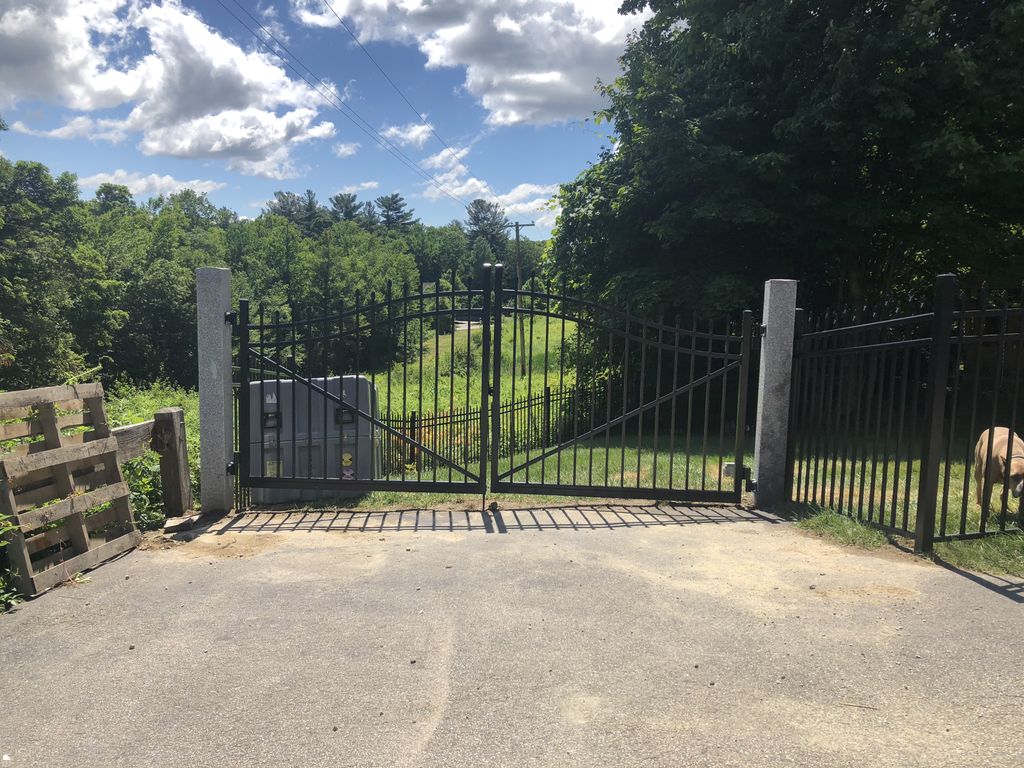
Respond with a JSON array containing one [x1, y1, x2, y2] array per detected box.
[[213, 503, 782, 536], [931, 558, 1024, 604]]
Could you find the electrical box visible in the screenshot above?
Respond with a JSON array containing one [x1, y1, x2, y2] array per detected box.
[[248, 376, 379, 505]]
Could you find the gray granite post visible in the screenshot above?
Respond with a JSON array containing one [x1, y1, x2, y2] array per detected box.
[[753, 279, 798, 508], [196, 267, 233, 513]]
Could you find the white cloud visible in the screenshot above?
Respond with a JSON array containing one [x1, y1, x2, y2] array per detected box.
[[256, 1, 290, 43], [421, 145, 469, 170], [498, 182, 559, 217], [12, 116, 127, 142], [535, 209, 558, 230], [78, 169, 226, 196], [494, 15, 522, 35], [499, 182, 560, 206], [136, 107, 334, 179], [0, 0, 337, 178], [338, 180, 379, 194], [289, 0, 648, 126], [332, 141, 360, 158], [419, 143, 558, 223], [290, 0, 338, 28], [0, 1, 148, 112], [381, 121, 433, 149]]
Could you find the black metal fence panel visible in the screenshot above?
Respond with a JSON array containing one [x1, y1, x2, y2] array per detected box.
[[788, 275, 1024, 549]]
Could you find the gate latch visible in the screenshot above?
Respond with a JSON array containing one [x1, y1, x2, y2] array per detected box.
[[226, 461, 237, 475], [225, 310, 238, 327]]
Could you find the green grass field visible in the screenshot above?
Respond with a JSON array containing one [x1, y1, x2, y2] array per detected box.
[[372, 319, 578, 416], [371, 423, 737, 495], [495, 435, 736, 493], [794, 508, 889, 549]]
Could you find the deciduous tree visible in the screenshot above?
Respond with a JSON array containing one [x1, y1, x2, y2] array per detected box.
[[553, 0, 1024, 315]]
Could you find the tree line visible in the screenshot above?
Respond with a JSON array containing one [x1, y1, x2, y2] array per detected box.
[[0, 126, 544, 391], [551, 0, 1024, 318]]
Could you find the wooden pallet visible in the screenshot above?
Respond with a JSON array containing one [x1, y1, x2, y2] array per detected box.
[[0, 384, 141, 595]]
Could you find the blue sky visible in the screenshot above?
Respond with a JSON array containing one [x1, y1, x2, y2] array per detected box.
[[0, 0, 646, 236]]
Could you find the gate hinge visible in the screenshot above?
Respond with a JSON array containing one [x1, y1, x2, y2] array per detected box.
[[225, 310, 238, 327], [758, 323, 768, 338], [226, 461, 237, 476]]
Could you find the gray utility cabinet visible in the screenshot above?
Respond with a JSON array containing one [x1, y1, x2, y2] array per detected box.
[[248, 376, 379, 504]]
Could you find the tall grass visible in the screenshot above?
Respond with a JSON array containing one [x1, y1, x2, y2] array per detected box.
[[105, 381, 200, 530], [372, 319, 578, 415]]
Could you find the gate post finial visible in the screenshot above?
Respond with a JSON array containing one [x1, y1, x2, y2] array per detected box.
[[753, 278, 799, 508], [197, 267, 234, 514]]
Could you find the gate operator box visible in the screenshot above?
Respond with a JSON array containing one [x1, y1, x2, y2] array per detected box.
[[248, 376, 379, 505]]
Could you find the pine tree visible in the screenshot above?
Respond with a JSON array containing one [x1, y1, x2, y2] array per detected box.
[[375, 193, 418, 233]]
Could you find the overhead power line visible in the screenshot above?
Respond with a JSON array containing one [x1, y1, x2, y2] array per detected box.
[[316, 0, 503, 202], [213, 0, 471, 208]]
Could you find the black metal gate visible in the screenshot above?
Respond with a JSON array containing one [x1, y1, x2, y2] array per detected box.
[[236, 274, 491, 496], [235, 265, 752, 504], [487, 267, 753, 502]]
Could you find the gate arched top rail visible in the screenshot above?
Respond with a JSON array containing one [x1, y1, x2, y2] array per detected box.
[[248, 283, 485, 332], [246, 287, 744, 360], [249, 306, 743, 361], [499, 303, 742, 361], [503, 285, 743, 343]]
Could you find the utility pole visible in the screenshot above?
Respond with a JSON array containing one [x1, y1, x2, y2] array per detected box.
[[505, 221, 534, 377]]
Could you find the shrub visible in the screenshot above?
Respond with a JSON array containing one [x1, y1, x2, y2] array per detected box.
[[105, 381, 200, 530]]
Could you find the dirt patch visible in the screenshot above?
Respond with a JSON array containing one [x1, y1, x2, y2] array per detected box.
[[141, 532, 284, 560], [137, 531, 198, 551], [812, 584, 919, 602], [576, 523, 931, 621], [791, 525, 931, 566]]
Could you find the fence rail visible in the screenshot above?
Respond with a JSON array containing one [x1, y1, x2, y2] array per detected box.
[[788, 274, 1024, 550]]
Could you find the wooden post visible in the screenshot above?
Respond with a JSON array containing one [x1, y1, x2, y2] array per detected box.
[[152, 407, 192, 518]]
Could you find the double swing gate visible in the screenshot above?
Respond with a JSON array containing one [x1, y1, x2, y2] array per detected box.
[[235, 265, 754, 506]]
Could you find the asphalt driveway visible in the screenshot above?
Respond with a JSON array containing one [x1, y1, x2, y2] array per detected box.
[[1, 502, 1021, 767]]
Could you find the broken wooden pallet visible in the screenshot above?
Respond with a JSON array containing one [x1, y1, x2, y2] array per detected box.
[[0, 383, 141, 596]]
